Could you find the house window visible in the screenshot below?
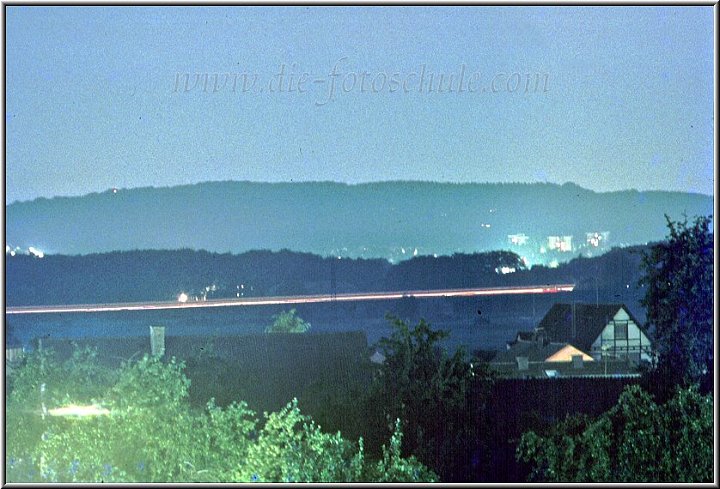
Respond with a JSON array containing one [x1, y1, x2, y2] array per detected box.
[[614, 322, 628, 340]]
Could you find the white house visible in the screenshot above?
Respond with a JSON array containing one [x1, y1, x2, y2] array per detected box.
[[536, 303, 653, 364], [589, 306, 653, 363]]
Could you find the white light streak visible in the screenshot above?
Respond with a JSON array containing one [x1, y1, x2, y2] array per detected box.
[[6, 284, 575, 315]]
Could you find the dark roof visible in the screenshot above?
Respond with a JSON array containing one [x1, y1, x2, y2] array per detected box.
[[490, 357, 641, 379], [37, 331, 369, 368], [516, 331, 535, 341], [537, 303, 645, 351], [36, 337, 150, 368], [492, 341, 567, 364], [167, 331, 368, 361], [509, 328, 552, 346]]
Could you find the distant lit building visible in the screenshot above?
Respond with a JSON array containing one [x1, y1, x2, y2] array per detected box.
[[586, 231, 610, 248], [547, 235, 573, 252], [508, 233, 529, 246], [28, 246, 44, 258]]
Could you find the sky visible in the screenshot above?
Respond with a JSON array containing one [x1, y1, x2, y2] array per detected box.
[[4, 6, 715, 204]]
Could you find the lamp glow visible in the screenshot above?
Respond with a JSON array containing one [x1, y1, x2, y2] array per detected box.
[[47, 404, 110, 417]]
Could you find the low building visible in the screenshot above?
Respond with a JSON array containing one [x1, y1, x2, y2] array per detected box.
[[547, 235, 573, 252], [586, 231, 610, 248], [508, 233, 529, 246], [491, 333, 598, 378]]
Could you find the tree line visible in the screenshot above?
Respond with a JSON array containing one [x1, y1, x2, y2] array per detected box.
[[6, 246, 647, 309]]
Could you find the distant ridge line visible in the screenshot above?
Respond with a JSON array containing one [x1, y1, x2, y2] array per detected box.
[[6, 180, 711, 257], [7, 180, 712, 205]]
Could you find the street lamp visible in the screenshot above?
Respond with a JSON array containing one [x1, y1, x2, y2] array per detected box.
[[602, 344, 609, 375], [47, 404, 111, 417], [601, 344, 619, 376]]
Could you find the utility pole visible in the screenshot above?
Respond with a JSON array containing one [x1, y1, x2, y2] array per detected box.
[[532, 293, 536, 323], [330, 258, 337, 300], [330, 258, 338, 321], [595, 275, 599, 307]]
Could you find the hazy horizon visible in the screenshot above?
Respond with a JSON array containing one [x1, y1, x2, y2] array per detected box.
[[7, 179, 711, 260]]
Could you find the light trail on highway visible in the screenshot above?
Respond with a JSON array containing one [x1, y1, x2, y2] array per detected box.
[[5, 284, 575, 315]]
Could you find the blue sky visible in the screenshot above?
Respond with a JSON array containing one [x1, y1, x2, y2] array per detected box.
[[5, 6, 714, 203]]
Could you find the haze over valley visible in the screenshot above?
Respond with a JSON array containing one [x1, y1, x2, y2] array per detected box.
[[6, 180, 711, 265]]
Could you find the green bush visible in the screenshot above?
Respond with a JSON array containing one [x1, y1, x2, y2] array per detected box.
[[265, 308, 311, 333], [517, 384, 713, 482], [5, 348, 436, 483]]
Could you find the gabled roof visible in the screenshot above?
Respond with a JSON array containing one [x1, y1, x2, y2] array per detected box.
[[515, 331, 535, 342], [544, 344, 594, 362], [537, 303, 645, 351], [506, 330, 537, 349]]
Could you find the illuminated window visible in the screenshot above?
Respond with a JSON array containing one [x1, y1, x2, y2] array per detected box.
[[614, 322, 628, 340]]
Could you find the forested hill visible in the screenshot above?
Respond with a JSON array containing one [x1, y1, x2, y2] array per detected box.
[[6, 181, 712, 258]]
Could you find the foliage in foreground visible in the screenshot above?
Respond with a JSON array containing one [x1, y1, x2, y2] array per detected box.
[[372, 315, 494, 481], [516, 384, 713, 482], [265, 308, 311, 333], [639, 214, 713, 398], [5, 350, 436, 483]]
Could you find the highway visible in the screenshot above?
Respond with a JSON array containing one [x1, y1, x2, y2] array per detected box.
[[5, 283, 575, 315]]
